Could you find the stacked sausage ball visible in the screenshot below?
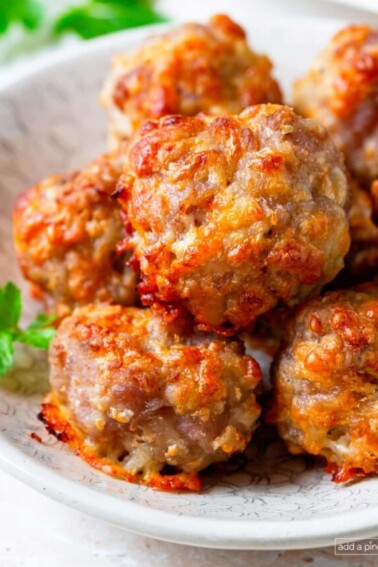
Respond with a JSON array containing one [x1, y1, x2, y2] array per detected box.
[[13, 15, 378, 490]]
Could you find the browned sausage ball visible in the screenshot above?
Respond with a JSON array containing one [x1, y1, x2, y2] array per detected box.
[[345, 182, 378, 282], [41, 304, 262, 491], [13, 144, 137, 318], [117, 104, 351, 333], [293, 25, 378, 187], [329, 181, 378, 288], [268, 282, 378, 482], [101, 14, 282, 147]]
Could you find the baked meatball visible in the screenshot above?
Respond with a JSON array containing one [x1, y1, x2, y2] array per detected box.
[[268, 282, 378, 482], [101, 14, 282, 147], [41, 304, 262, 491], [293, 25, 378, 186], [345, 182, 378, 281], [13, 145, 137, 318], [117, 104, 351, 332]]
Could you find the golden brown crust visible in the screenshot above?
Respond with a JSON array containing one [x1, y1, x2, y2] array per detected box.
[[101, 14, 282, 146], [118, 104, 351, 332], [13, 143, 137, 318], [39, 395, 201, 492], [45, 303, 262, 490], [268, 282, 378, 482], [293, 25, 378, 186]]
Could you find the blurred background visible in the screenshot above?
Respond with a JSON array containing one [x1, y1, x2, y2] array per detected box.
[[2, 0, 378, 71]]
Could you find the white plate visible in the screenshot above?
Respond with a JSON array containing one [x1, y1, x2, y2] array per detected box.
[[1, 17, 378, 551]]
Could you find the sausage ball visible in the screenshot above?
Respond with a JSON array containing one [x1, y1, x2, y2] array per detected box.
[[13, 144, 137, 318], [41, 304, 262, 491], [329, 180, 378, 287], [117, 104, 351, 332], [268, 282, 378, 482], [293, 25, 378, 186], [345, 182, 378, 282], [101, 14, 282, 147]]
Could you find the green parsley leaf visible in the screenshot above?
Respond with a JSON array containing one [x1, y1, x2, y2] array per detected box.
[[0, 0, 43, 35], [0, 282, 22, 331], [0, 332, 14, 376], [0, 282, 57, 377], [24, 312, 57, 331], [54, 0, 166, 40], [17, 327, 57, 350]]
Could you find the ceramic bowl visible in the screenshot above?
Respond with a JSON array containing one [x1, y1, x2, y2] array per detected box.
[[1, 17, 377, 550]]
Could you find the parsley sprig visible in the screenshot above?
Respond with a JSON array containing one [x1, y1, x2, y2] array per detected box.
[[0, 0, 167, 64], [0, 282, 56, 376], [0, 0, 166, 46], [0, 0, 43, 35], [55, 0, 166, 40]]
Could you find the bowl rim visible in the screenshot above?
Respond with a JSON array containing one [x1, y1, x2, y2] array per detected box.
[[1, 431, 378, 550], [1, 18, 377, 550]]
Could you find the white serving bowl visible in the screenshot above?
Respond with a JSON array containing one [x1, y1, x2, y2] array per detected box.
[[1, 17, 377, 550]]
